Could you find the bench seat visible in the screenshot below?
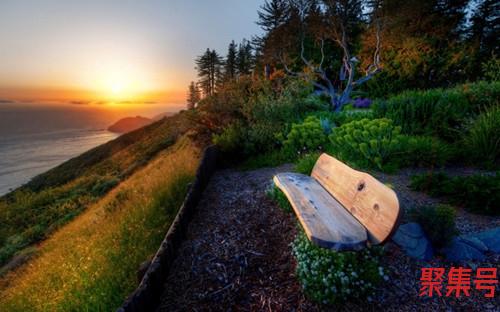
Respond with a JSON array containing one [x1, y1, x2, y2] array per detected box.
[[274, 153, 401, 251], [274, 173, 367, 250]]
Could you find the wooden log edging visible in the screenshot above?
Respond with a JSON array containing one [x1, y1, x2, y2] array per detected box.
[[117, 145, 218, 312]]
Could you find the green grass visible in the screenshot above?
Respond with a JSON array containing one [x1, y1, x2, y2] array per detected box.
[[0, 137, 200, 311], [410, 172, 500, 215], [0, 112, 196, 268]]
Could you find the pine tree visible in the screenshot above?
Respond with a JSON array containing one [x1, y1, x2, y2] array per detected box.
[[257, 0, 290, 32], [469, 0, 500, 58], [224, 40, 238, 81], [236, 39, 254, 77], [195, 48, 223, 96], [186, 81, 200, 109]]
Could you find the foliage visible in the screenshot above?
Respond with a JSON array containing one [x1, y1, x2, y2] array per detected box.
[[0, 137, 199, 311], [212, 121, 246, 153], [372, 88, 469, 140], [409, 205, 457, 249], [463, 106, 500, 167], [294, 153, 321, 175], [282, 116, 328, 155], [410, 172, 500, 215], [186, 81, 201, 109], [329, 118, 403, 170], [266, 185, 292, 213], [398, 136, 453, 167], [373, 81, 500, 141], [292, 231, 384, 305], [482, 56, 500, 82], [195, 48, 223, 97]]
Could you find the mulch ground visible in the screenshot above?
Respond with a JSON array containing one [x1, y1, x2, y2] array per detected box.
[[158, 165, 499, 312]]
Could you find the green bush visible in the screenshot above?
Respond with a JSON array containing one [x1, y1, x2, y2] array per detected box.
[[329, 118, 403, 170], [482, 57, 500, 82], [409, 205, 457, 249], [373, 88, 469, 140], [373, 81, 500, 141], [410, 172, 500, 215], [463, 106, 500, 167], [310, 109, 375, 128], [294, 153, 321, 175], [283, 116, 329, 154], [459, 81, 500, 112], [292, 231, 384, 305], [398, 136, 453, 167], [212, 121, 246, 153], [266, 185, 292, 213]]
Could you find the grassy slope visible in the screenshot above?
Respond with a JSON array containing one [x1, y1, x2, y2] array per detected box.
[[0, 136, 201, 311], [0, 110, 198, 267]]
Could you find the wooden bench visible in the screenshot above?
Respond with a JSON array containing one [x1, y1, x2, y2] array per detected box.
[[273, 153, 401, 251]]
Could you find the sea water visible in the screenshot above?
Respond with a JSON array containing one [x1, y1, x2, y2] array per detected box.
[[0, 129, 118, 195]]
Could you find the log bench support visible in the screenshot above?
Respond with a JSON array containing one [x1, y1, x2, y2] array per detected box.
[[273, 153, 401, 251]]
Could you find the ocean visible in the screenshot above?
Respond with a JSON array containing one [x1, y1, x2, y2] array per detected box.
[[0, 128, 118, 195]]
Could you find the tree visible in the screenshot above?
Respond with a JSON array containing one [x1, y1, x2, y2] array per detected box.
[[468, 0, 500, 75], [359, 0, 469, 93], [236, 39, 254, 77], [186, 81, 200, 109], [257, 0, 290, 32], [280, 0, 380, 111], [195, 49, 223, 96], [224, 40, 238, 81]]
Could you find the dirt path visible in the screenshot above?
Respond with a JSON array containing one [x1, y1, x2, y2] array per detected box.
[[158, 164, 318, 311], [158, 165, 499, 311]]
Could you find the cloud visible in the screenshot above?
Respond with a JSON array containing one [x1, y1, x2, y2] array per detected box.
[[69, 100, 91, 105], [0, 99, 15, 104]]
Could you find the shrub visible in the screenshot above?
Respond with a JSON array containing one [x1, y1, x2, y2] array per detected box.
[[373, 88, 470, 140], [410, 172, 500, 215], [398, 136, 453, 167], [212, 121, 246, 153], [459, 81, 500, 112], [409, 205, 457, 249], [329, 118, 403, 170], [294, 153, 321, 175], [463, 106, 500, 167], [266, 185, 292, 213], [292, 231, 384, 305], [482, 56, 500, 82], [283, 116, 329, 154]]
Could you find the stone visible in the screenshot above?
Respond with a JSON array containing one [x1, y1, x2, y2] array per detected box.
[[460, 235, 488, 252], [472, 227, 500, 253], [442, 237, 486, 261], [392, 222, 434, 260]]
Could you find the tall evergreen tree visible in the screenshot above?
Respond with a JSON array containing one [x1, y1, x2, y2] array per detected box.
[[468, 0, 500, 59], [236, 39, 254, 76], [224, 40, 238, 81], [195, 48, 223, 96], [257, 0, 290, 32], [186, 81, 200, 109]]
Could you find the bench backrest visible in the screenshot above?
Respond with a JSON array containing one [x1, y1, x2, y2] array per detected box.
[[311, 154, 401, 245]]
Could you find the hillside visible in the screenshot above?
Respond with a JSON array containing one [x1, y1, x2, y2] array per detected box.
[[108, 116, 153, 133], [0, 136, 201, 311], [0, 110, 203, 268]]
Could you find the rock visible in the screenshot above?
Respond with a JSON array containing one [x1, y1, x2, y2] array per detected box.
[[472, 227, 500, 253], [442, 237, 486, 261], [392, 223, 434, 260], [460, 235, 488, 252]]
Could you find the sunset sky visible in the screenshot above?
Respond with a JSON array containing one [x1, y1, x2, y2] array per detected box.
[[0, 0, 262, 108]]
